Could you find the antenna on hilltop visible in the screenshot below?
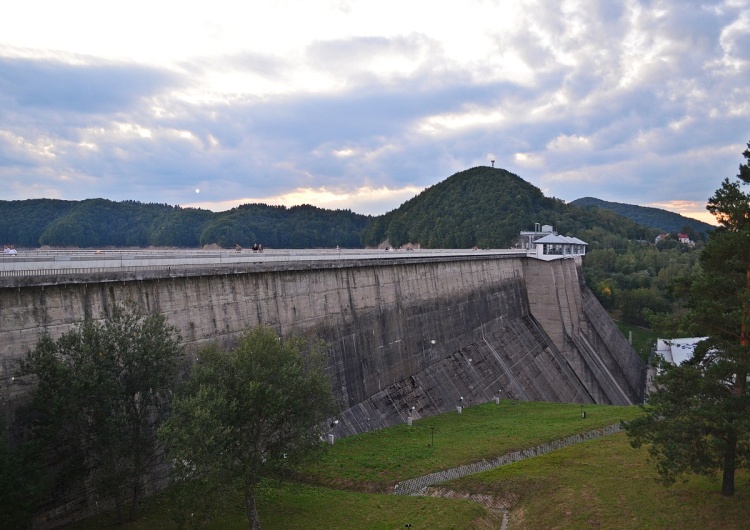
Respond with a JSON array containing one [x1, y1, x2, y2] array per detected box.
[[491, 159, 495, 168], [488, 154, 495, 168]]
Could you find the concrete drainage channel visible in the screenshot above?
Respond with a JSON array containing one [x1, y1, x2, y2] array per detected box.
[[391, 423, 623, 526]]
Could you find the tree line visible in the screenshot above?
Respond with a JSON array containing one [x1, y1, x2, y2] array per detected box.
[[0, 199, 371, 249], [570, 196, 714, 238]]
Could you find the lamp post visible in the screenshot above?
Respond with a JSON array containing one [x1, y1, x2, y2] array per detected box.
[[328, 419, 339, 445], [407, 406, 415, 426], [457, 396, 463, 414]]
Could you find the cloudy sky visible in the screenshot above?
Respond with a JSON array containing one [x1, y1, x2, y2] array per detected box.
[[2, 1, 749, 223]]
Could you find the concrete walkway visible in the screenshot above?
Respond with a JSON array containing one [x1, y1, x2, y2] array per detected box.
[[392, 423, 621, 496]]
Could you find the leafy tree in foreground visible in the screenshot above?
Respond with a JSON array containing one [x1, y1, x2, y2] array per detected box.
[[625, 142, 750, 496], [21, 303, 184, 521], [0, 420, 46, 530], [159, 325, 337, 530]]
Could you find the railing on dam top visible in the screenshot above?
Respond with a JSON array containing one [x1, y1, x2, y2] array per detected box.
[[0, 248, 530, 279]]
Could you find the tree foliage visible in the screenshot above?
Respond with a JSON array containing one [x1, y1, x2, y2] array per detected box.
[[0, 420, 46, 530], [625, 357, 749, 495], [360, 166, 656, 249], [571, 196, 714, 239], [159, 325, 337, 530], [20, 303, 184, 521], [198, 203, 369, 249], [0, 198, 370, 249], [625, 141, 750, 496], [584, 240, 701, 330]]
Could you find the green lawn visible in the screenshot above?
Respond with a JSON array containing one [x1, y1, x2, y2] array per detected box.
[[81, 482, 493, 530], [446, 432, 749, 529], [306, 401, 641, 490], [69, 401, 750, 529]]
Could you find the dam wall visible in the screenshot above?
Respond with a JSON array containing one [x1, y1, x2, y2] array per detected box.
[[1, 254, 644, 432], [523, 259, 645, 406], [0, 252, 646, 526]]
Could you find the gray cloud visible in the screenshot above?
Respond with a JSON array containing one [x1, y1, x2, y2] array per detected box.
[[0, 56, 180, 113], [0, 0, 748, 221]]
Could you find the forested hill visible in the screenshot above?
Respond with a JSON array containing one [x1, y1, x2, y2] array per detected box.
[[570, 197, 715, 239], [361, 166, 656, 249], [2, 168, 664, 250], [0, 198, 370, 249]]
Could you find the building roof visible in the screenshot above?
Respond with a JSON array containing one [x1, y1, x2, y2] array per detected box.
[[655, 337, 707, 365], [533, 234, 588, 245]]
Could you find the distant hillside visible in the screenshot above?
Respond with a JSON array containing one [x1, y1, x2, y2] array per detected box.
[[570, 197, 714, 239], [0, 198, 371, 249], [361, 166, 656, 249], [3, 170, 675, 251]]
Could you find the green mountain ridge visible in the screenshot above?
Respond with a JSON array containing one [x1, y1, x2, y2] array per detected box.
[[2, 167, 663, 250], [570, 196, 714, 239], [362, 166, 656, 249], [0, 198, 370, 249]]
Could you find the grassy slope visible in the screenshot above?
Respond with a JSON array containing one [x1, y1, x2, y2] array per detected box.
[[448, 433, 749, 529], [70, 402, 749, 529], [306, 401, 640, 490]]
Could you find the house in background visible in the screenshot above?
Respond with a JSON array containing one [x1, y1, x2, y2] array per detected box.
[[677, 233, 695, 246], [655, 232, 695, 246]]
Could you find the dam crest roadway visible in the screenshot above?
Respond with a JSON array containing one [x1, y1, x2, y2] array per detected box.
[[0, 247, 529, 285]]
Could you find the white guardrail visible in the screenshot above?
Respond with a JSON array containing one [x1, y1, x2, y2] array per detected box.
[[0, 248, 530, 278]]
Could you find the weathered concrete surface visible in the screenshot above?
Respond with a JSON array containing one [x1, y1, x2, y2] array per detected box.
[[0, 253, 644, 526], [523, 259, 645, 406], [1, 254, 644, 428]]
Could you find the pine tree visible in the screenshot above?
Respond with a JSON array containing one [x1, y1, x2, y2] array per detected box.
[[625, 141, 750, 496]]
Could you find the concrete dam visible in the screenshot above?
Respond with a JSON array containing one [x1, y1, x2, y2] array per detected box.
[[0, 249, 646, 438]]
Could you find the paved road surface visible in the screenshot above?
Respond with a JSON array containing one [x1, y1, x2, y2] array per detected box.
[[1, 248, 529, 278]]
